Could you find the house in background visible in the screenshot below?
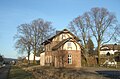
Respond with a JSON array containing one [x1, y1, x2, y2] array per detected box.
[[26, 53, 40, 62], [40, 29, 81, 68], [100, 44, 120, 55], [40, 52, 45, 66]]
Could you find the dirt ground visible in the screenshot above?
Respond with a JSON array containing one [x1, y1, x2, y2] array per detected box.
[[24, 66, 120, 79]]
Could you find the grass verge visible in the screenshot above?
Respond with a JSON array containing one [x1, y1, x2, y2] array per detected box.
[[8, 66, 35, 79]]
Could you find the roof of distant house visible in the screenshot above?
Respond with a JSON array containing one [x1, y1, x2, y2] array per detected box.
[[100, 44, 120, 50]]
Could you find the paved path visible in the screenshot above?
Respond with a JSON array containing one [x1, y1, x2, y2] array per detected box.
[[82, 67, 120, 79], [0, 65, 11, 79]]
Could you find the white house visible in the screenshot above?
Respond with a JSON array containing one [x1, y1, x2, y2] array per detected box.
[[100, 44, 120, 55], [40, 52, 45, 66], [26, 53, 40, 61]]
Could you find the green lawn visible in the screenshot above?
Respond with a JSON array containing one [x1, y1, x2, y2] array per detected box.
[[8, 66, 35, 79]]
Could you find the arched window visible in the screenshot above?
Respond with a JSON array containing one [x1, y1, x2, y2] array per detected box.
[[67, 42, 72, 50], [68, 42, 71, 47], [68, 54, 72, 64]]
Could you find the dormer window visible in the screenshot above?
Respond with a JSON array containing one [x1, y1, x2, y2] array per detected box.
[[67, 42, 72, 50], [62, 34, 66, 39], [68, 42, 71, 47]]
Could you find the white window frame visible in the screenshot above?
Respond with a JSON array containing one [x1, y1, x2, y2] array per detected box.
[[68, 54, 72, 64]]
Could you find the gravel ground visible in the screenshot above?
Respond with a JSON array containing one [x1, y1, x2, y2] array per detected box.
[[24, 66, 120, 79]]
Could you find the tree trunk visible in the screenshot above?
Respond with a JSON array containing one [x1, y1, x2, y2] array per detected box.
[[27, 46, 30, 65], [84, 45, 89, 66], [33, 34, 37, 64], [97, 41, 101, 65], [33, 48, 36, 64], [28, 51, 30, 65]]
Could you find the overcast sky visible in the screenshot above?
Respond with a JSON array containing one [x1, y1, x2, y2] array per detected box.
[[0, 0, 120, 58]]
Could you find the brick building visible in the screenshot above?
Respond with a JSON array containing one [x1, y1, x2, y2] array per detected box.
[[40, 29, 81, 68]]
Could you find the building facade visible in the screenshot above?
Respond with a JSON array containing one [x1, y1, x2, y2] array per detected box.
[[40, 29, 81, 68], [100, 44, 120, 55]]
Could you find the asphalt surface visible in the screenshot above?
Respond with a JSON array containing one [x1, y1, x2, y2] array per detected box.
[[83, 67, 120, 79], [0, 65, 11, 79], [96, 70, 120, 79]]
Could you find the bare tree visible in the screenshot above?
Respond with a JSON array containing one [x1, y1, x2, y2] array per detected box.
[[15, 24, 32, 64], [30, 18, 55, 64], [69, 7, 118, 65], [85, 7, 117, 65], [114, 24, 120, 43], [69, 14, 91, 66], [15, 18, 55, 64], [87, 37, 94, 56]]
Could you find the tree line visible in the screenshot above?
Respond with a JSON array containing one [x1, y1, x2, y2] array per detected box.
[[14, 7, 119, 65], [14, 18, 55, 64], [69, 7, 119, 65]]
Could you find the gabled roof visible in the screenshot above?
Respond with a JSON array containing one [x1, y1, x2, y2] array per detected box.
[[100, 44, 120, 50], [52, 37, 81, 51], [52, 38, 71, 51], [41, 29, 80, 45]]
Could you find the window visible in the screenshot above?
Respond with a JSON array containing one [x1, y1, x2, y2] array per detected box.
[[62, 34, 66, 39], [68, 42, 72, 47], [68, 54, 72, 64], [67, 42, 72, 50]]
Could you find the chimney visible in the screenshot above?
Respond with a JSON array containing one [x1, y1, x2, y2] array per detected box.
[[56, 30, 61, 34]]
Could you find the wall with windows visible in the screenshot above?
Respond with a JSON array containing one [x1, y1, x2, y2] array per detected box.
[[53, 50, 81, 68], [43, 30, 81, 68], [65, 50, 81, 68], [45, 55, 52, 65]]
